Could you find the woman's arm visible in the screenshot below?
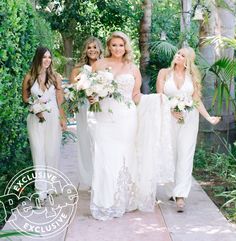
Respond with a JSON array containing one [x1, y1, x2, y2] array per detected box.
[[132, 66, 142, 104], [56, 74, 67, 130], [22, 73, 31, 103], [69, 67, 80, 83], [156, 68, 168, 94], [193, 90, 221, 125]]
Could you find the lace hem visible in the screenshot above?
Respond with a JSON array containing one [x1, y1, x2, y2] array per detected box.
[[91, 161, 138, 221]]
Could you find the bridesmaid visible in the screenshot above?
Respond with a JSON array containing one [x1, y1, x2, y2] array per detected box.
[[22, 46, 66, 204], [69, 37, 103, 187], [156, 47, 220, 212]]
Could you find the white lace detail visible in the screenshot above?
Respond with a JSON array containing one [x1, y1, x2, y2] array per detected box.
[[115, 74, 135, 101], [90, 161, 137, 221], [136, 94, 175, 211]]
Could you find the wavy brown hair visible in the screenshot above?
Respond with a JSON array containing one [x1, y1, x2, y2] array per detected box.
[[28, 46, 58, 91], [76, 37, 103, 69], [105, 31, 134, 63]]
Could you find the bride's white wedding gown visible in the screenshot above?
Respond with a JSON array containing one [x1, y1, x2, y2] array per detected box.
[[89, 73, 174, 220], [90, 73, 138, 220]]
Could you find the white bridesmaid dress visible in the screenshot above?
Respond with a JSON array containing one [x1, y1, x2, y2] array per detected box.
[[76, 65, 94, 187], [90, 73, 138, 220], [164, 72, 199, 198], [76, 102, 94, 187], [27, 81, 61, 199]]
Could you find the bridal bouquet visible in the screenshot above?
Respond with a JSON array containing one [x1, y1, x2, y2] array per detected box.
[[63, 65, 124, 113], [169, 95, 198, 124], [28, 95, 51, 123], [84, 68, 123, 112]]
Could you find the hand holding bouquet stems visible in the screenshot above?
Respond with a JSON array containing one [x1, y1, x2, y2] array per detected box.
[[28, 95, 51, 123], [169, 95, 198, 124]]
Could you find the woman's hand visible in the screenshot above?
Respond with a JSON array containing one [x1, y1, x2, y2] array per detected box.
[[74, 73, 82, 82], [36, 112, 45, 123], [206, 116, 221, 125], [133, 93, 142, 105], [171, 111, 183, 121], [88, 96, 97, 104], [60, 117, 67, 131]]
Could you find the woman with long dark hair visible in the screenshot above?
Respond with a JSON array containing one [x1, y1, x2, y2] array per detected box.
[[22, 46, 66, 204]]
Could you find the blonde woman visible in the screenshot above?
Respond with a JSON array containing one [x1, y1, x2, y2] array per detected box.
[[156, 47, 220, 212], [70, 37, 103, 188], [89, 31, 142, 220]]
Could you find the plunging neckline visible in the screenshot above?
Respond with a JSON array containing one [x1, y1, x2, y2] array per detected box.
[[35, 81, 49, 94], [172, 72, 186, 91]]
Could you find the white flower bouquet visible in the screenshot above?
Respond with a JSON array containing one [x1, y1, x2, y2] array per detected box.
[[84, 68, 123, 112], [28, 95, 51, 123], [63, 66, 124, 113], [169, 95, 198, 124]]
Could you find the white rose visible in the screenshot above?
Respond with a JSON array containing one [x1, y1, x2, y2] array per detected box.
[[85, 88, 93, 96], [169, 98, 178, 108], [185, 99, 193, 107], [92, 84, 103, 95], [99, 88, 109, 98], [31, 103, 43, 114], [76, 73, 91, 90], [177, 102, 185, 111]]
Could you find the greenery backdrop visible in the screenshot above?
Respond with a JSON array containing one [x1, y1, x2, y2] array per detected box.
[[0, 0, 235, 227]]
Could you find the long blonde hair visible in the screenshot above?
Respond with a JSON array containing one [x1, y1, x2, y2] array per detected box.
[[106, 31, 134, 63], [170, 47, 202, 96], [76, 37, 103, 69]]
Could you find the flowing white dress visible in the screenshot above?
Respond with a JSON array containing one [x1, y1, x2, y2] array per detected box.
[[27, 81, 61, 199], [90, 73, 138, 220], [76, 65, 94, 187], [164, 72, 199, 198], [136, 93, 174, 211]]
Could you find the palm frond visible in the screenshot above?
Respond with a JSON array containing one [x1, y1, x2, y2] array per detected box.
[[209, 57, 236, 83], [207, 57, 236, 112], [150, 41, 178, 59], [202, 35, 236, 50]]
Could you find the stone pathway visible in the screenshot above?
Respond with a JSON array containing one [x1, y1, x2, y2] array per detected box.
[[2, 126, 236, 241]]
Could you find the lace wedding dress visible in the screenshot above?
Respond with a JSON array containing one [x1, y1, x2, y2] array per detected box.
[[89, 73, 175, 219], [90, 73, 138, 220]]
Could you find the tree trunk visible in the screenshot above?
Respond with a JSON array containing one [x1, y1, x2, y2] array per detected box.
[[139, 0, 152, 94], [180, 0, 192, 47], [199, 0, 235, 145], [62, 33, 74, 78]]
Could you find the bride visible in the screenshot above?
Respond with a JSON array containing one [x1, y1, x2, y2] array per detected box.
[[89, 31, 142, 220], [89, 31, 174, 220]]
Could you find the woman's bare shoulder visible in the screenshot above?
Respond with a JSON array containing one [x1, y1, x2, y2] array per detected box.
[[93, 58, 109, 71], [23, 73, 31, 82]]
